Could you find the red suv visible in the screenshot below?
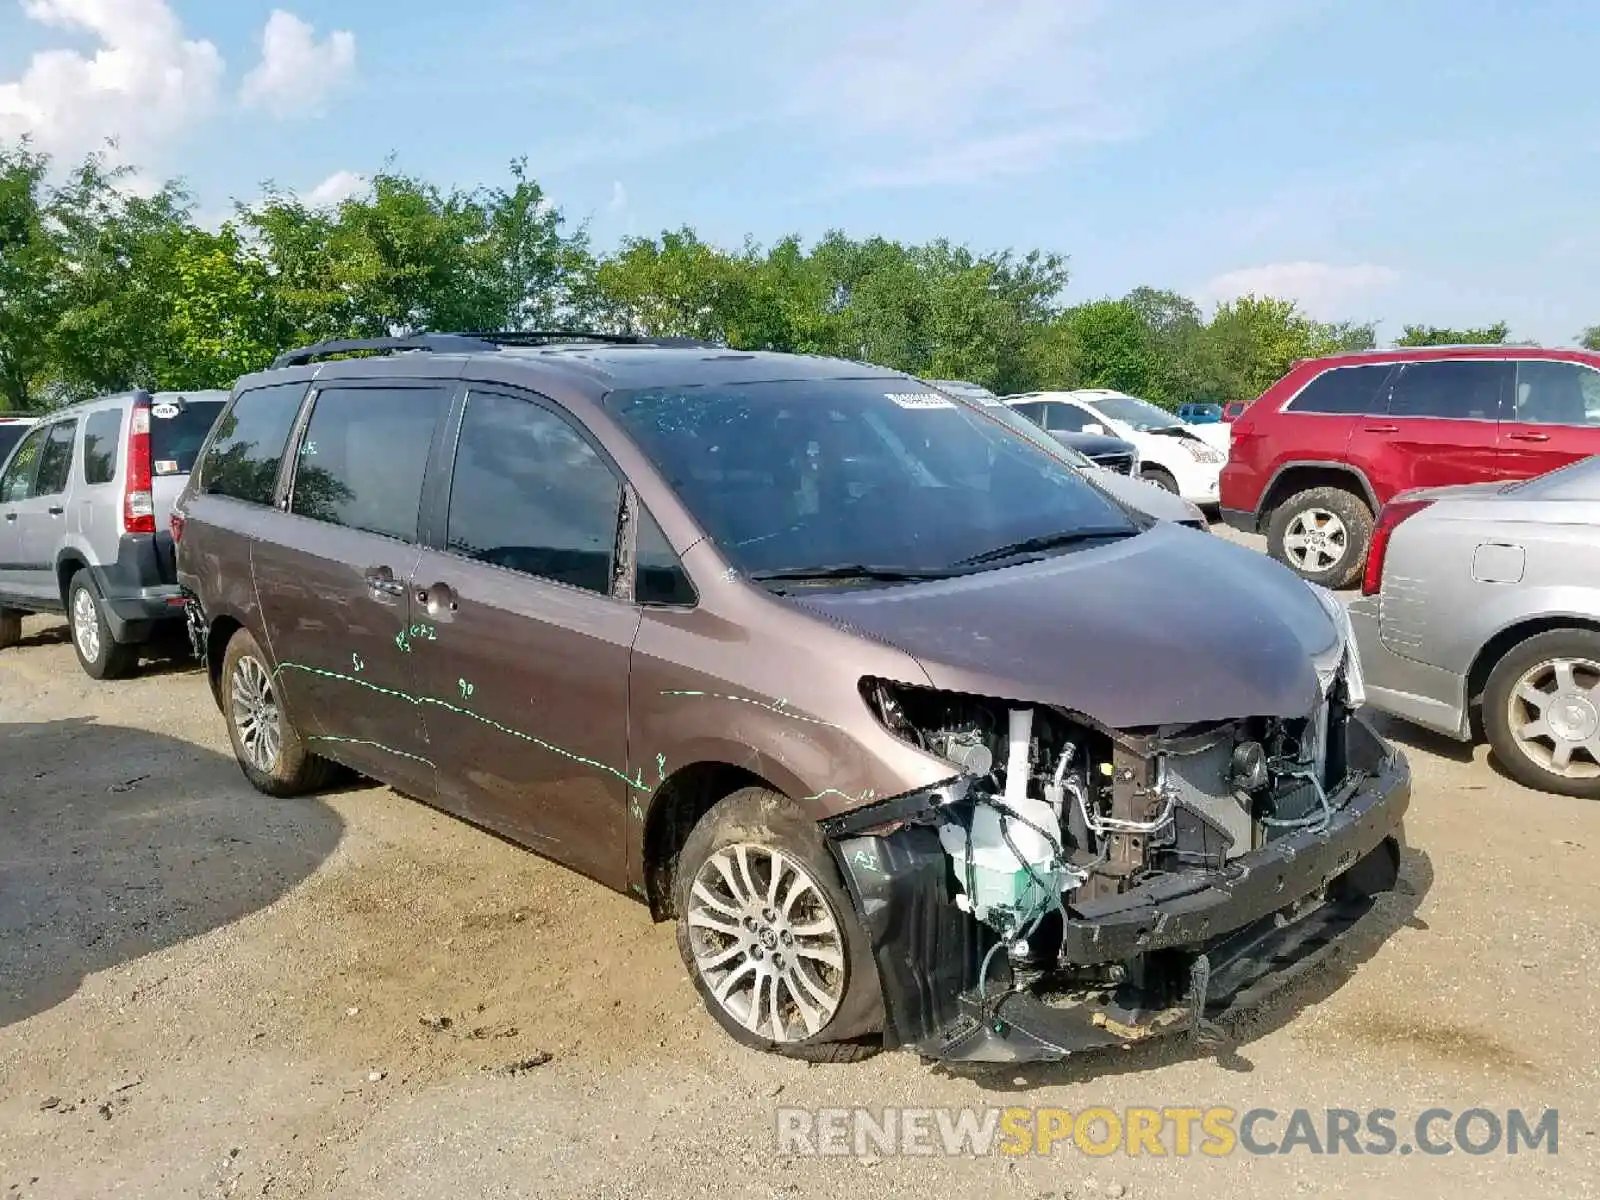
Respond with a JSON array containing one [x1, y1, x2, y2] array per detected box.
[[1221, 346, 1600, 587]]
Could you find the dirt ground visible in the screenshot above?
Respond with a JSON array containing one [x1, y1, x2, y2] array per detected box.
[[2, 530, 1598, 1199]]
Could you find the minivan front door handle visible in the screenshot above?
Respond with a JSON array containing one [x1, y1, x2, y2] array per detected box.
[[1508, 431, 1550, 442], [47, 505, 64, 516], [1363, 424, 1399, 434], [2, 512, 14, 522]]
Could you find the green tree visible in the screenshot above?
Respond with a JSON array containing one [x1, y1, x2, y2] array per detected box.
[[1198, 296, 1329, 403], [1578, 326, 1600, 352], [1395, 321, 1509, 346], [0, 141, 64, 411]]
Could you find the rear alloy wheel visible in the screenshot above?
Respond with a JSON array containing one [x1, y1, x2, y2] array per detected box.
[[67, 571, 138, 680], [1266, 486, 1373, 590], [674, 787, 884, 1061], [220, 628, 336, 797], [1484, 630, 1600, 799]]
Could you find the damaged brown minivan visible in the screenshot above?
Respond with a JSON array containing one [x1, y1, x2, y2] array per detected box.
[[175, 333, 1409, 1064]]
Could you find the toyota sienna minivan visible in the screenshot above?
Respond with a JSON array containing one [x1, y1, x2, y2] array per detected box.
[[175, 332, 1410, 1064]]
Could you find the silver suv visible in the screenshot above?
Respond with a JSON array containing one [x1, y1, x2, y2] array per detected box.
[[0, 389, 227, 677]]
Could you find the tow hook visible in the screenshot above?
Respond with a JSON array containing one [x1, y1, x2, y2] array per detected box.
[[182, 592, 207, 662]]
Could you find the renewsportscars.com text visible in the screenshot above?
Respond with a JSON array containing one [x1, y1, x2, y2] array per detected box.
[[775, 1106, 1559, 1158]]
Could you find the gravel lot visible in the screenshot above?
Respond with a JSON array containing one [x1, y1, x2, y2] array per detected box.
[[2, 526, 1597, 1199]]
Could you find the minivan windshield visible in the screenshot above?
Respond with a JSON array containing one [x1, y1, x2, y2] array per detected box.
[[604, 379, 1141, 578], [1090, 394, 1185, 432]]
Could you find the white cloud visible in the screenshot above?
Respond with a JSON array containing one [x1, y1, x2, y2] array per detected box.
[[1197, 262, 1402, 319], [781, 0, 1306, 193], [305, 169, 366, 207], [0, 0, 225, 163], [607, 180, 627, 213], [240, 10, 356, 118]]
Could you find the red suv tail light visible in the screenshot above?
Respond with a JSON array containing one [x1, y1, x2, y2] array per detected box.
[[123, 400, 155, 535], [1361, 499, 1433, 596]]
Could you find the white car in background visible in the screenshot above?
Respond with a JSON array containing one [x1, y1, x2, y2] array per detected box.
[[1005, 389, 1228, 507]]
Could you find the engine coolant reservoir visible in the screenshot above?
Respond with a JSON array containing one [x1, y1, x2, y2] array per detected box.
[[938, 791, 1066, 931]]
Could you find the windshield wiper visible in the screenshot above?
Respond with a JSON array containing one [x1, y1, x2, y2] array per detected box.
[[747, 563, 957, 587], [954, 527, 1137, 567]]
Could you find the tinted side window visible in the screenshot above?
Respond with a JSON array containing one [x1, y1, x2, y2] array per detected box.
[[291, 385, 447, 542], [1284, 364, 1393, 414], [445, 390, 621, 595], [635, 506, 696, 606], [1043, 404, 1095, 433], [1011, 402, 1046, 425], [1515, 361, 1600, 427], [0, 425, 48, 502], [0, 424, 28, 464], [1388, 360, 1509, 420], [83, 409, 122, 484], [34, 420, 77, 496], [202, 383, 309, 504]]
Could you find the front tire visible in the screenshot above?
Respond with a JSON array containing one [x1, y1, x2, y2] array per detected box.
[[1266, 486, 1372, 590], [1483, 629, 1600, 799], [68, 571, 138, 680], [220, 628, 336, 797], [674, 787, 884, 1061], [1141, 465, 1179, 493]]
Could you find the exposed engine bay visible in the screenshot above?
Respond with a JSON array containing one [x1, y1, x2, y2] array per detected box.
[[827, 676, 1409, 1063]]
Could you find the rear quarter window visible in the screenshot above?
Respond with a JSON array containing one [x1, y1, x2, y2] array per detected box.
[[83, 409, 122, 484], [199, 383, 309, 504], [1283, 364, 1394, 414], [0, 423, 29, 465]]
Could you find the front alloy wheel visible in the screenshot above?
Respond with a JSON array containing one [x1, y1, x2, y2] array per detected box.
[[685, 843, 847, 1043], [673, 786, 884, 1061]]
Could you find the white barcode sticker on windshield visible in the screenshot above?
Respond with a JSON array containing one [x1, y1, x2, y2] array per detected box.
[[885, 391, 955, 410]]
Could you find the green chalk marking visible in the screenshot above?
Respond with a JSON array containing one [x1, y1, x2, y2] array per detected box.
[[659, 689, 841, 729], [272, 661, 652, 793], [308, 735, 435, 768]]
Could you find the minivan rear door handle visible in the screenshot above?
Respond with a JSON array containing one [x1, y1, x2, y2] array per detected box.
[[2, 512, 14, 522], [1507, 430, 1550, 442], [1363, 424, 1399, 434], [47, 505, 64, 516]]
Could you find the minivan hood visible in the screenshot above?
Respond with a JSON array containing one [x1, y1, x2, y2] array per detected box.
[[790, 522, 1338, 729]]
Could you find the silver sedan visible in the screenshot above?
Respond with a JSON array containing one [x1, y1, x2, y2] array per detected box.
[[1350, 456, 1600, 798]]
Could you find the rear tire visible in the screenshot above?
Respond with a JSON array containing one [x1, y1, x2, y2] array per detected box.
[[1141, 466, 1179, 493], [67, 571, 138, 680], [1483, 629, 1600, 800], [0, 607, 21, 650], [1266, 486, 1372, 590], [220, 628, 336, 797], [674, 787, 884, 1061]]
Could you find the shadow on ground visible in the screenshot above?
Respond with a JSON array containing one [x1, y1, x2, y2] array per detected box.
[[0, 717, 344, 1028], [937, 845, 1434, 1089]]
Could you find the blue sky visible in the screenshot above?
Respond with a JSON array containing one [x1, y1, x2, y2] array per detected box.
[[2, 0, 1596, 344]]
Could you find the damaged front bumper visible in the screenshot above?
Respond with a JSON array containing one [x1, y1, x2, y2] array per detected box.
[[822, 713, 1410, 1064]]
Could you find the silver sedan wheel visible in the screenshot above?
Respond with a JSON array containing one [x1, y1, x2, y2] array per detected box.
[[1509, 657, 1600, 779], [71, 585, 102, 664], [1282, 507, 1348, 573], [231, 655, 283, 774], [685, 843, 847, 1043]]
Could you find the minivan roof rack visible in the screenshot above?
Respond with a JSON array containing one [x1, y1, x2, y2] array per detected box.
[[271, 330, 721, 368]]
